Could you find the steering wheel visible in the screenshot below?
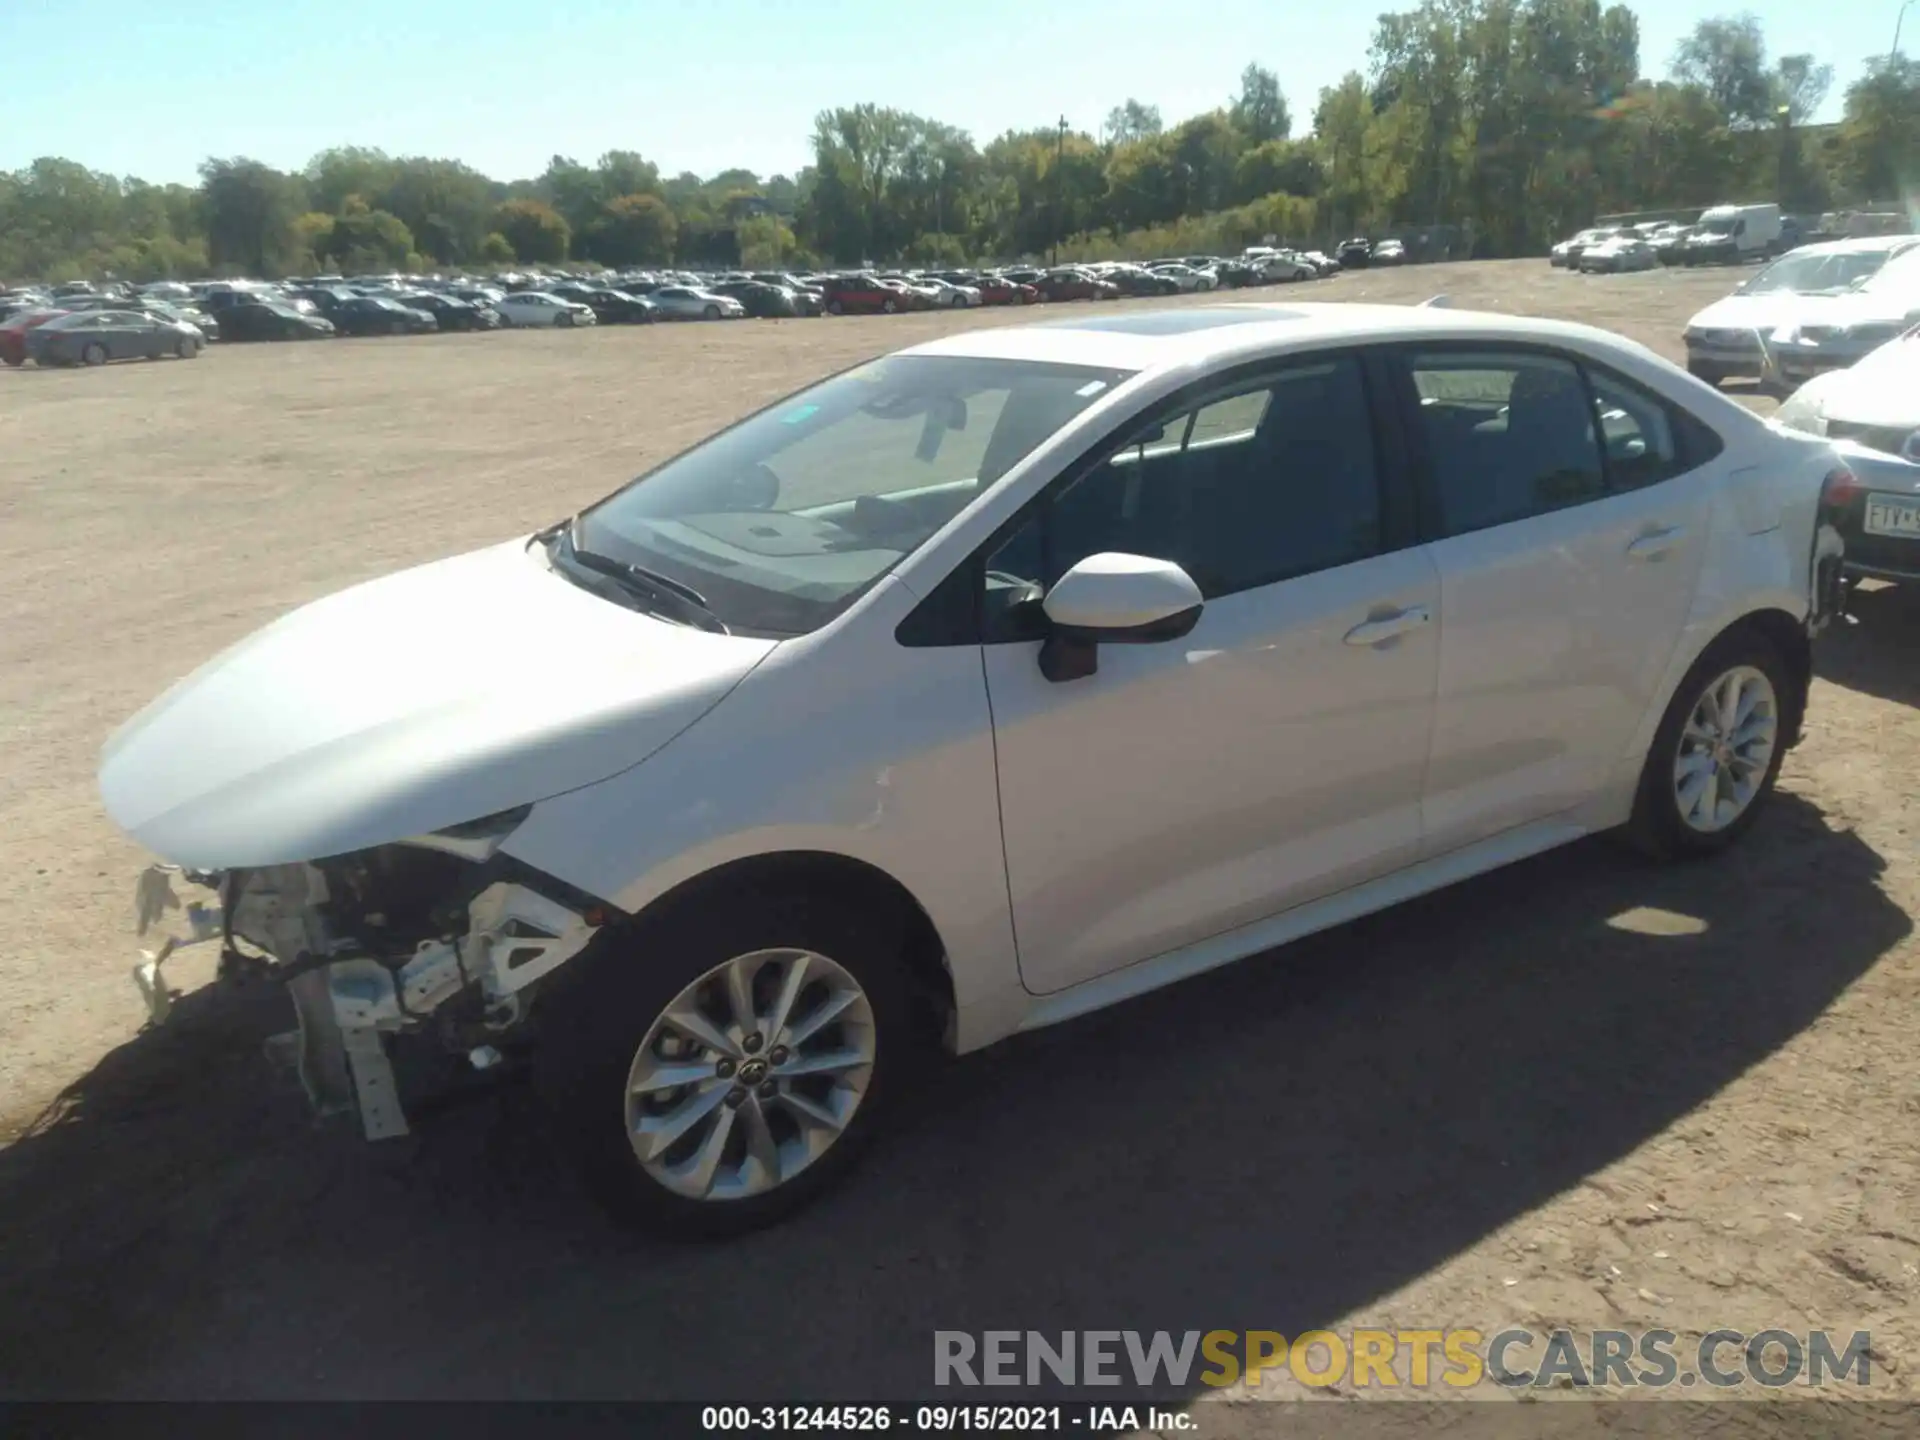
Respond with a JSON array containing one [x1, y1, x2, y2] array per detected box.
[[720, 463, 780, 511]]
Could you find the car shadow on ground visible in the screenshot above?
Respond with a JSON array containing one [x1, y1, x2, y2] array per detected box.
[[1817, 581, 1920, 708], [0, 792, 1903, 1403]]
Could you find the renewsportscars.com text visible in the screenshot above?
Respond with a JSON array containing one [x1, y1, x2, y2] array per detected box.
[[933, 1328, 1874, 1391]]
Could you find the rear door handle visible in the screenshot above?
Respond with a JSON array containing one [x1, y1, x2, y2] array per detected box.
[[1344, 604, 1432, 647], [1627, 525, 1685, 560]]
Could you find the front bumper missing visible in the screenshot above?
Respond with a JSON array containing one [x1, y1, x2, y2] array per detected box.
[[133, 862, 603, 1140]]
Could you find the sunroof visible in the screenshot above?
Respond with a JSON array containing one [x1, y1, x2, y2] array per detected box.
[[1039, 306, 1302, 335]]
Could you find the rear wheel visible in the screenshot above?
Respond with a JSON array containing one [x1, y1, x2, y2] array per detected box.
[[827, 299, 844, 315], [81, 342, 108, 367], [1624, 630, 1792, 860], [534, 883, 920, 1237]]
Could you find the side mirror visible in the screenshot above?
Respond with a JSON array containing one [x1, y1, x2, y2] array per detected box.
[[1037, 552, 1204, 683]]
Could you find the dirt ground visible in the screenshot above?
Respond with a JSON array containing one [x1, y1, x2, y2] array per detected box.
[[1, 262, 1916, 1416]]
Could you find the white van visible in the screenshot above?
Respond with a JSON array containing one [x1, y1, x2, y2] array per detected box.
[[1683, 204, 1782, 265]]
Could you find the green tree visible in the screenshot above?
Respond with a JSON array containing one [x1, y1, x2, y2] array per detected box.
[[738, 213, 798, 266], [1104, 99, 1164, 145], [1231, 64, 1291, 143], [321, 200, 415, 271], [1840, 56, 1920, 200], [199, 157, 305, 276], [479, 231, 516, 265], [491, 197, 571, 262], [1671, 14, 1776, 129], [587, 192, 678, 266]]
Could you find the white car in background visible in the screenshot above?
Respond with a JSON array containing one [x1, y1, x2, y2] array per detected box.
[[1684, 236, 1920, 387], [922, 278, 982, 308], [648, 286, 747, 320], [1768, 244, 1920, 387], [495, 291, 598, 328], [1148, 262, 1217, 292], [1577, 235, 1660, 273], [101, 302, 1845, 1237], [1775, 325, 1920, 585]]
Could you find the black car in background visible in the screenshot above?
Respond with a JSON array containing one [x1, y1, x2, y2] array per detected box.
[[707, 280, 804, 318], [550, 285, 657, 323], [1337, 237, 1373, 268], [393, 291, 501, 330], [215, 301, 335, 342], [1100, 266, 1182, 297], [329, 296, 437, 336]]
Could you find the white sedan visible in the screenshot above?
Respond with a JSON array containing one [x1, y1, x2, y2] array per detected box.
[[1147, 262, 1216, 292], [648, 286, 746, 320], [99, 302, 1847, 1236], [495, 291, 597, 328]]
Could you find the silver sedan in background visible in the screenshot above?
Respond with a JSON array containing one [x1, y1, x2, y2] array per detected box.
[[648, 285, 747, 320]]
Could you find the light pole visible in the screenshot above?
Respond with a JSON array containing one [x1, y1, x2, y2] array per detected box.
[[1050, 115, 1068, 267], [1897, 0, 1916, 58]]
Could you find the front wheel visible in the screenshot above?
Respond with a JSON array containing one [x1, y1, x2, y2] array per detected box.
[[534, 884, 920, 1236], [555, 310, 574, 328], [1623, 631, 1792, 860], [881, 298, 897, 314], [704, 304, 721, 320], [82, 342, 108, 366]]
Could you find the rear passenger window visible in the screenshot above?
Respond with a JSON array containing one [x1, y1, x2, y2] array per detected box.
[[1584, 365, 1721, 488], [1407, 351, 1605, 538]]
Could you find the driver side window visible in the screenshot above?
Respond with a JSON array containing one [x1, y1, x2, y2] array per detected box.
[[983, 355, 1384, 635]]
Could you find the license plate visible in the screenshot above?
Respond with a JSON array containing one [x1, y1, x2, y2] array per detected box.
[[1864, 496, 1920, 537]]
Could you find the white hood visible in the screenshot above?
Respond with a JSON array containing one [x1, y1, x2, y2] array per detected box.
[[1814, 336, 1920, 429], [1687, 292, 1822, 332], [99, 539, 775, 869]]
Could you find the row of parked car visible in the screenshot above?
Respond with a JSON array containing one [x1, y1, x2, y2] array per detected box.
[[0, 247, 1357, 366]]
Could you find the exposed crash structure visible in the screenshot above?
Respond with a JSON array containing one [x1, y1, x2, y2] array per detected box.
[[135, 815, 604, 1138]]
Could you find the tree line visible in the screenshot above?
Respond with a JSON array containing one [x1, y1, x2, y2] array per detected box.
[[4, 2, 1916, 284]]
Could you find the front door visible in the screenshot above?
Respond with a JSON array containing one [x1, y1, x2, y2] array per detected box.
[[981, 353, 1441, 995], [1390, 347, 1714, 853]]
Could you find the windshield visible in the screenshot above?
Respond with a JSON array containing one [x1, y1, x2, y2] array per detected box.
[[1741, 249, 1896, 296], [1698, 217, 1737, 235], [571, 354, 1135, 636], [1858, 247, 1920, 302]]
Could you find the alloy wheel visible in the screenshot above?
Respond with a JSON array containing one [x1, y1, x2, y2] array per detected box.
[[624, 948, 876, 1201], [1673, 664, 1778, 833]]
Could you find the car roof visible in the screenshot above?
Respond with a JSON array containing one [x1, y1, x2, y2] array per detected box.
[[1793, 234, 1920, 256], [897, 301, 1653, 373]]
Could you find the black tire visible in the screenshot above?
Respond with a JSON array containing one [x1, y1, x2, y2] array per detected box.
[[827, 299, 844, 315], [175, 337, 196, 359], [556, 310, 574, 328], [1623, 628, 1794, 861], [1686, 359, 1726, 387], [704, 304, 721, 320], [881, 297, 897, 314], [81, 342, 107, 367], [533, 881, 922, 1238]]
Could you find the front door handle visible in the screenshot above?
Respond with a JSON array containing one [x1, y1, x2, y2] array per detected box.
[[1344, 604, 1432, 647], [1627, 525, 1685, 560]]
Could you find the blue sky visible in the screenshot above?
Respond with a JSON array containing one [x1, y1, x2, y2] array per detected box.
[[0, 0, 1903, 184]]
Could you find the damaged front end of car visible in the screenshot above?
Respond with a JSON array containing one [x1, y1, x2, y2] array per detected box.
[[132, 806, 611, 1139]]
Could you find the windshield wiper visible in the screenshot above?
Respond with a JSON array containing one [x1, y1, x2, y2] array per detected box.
[[558, 517, 730, 634]]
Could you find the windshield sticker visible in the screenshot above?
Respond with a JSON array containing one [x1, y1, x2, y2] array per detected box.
[[781, 403, 821, 425], [1075, 380, 1109, 398]]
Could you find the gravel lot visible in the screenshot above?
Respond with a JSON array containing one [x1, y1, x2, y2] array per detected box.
[[1, 261, 1915, 1413]]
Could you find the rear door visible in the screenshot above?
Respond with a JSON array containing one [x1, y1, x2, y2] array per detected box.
[[1388, 346, 1717, 854]]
